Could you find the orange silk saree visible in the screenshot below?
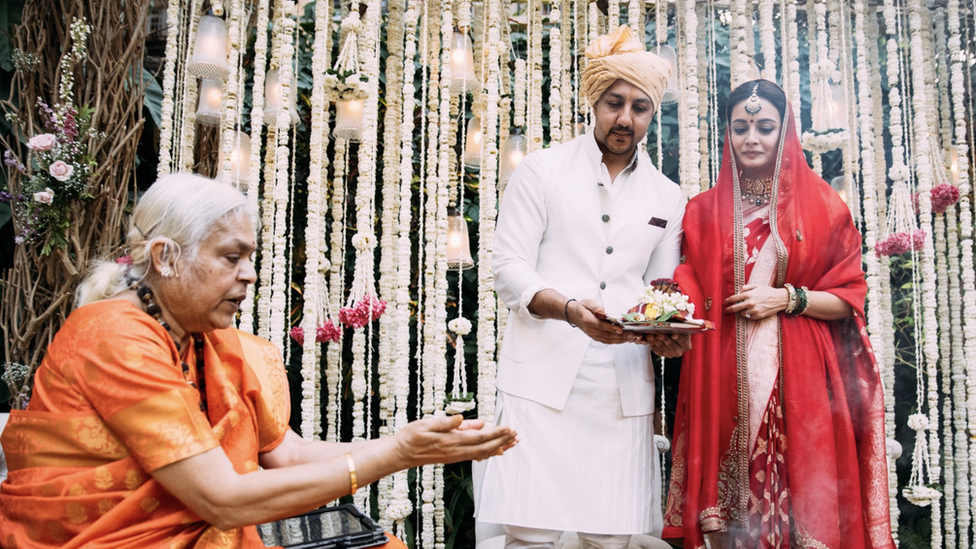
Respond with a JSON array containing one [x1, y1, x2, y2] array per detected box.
[[0, 300, 291, 548]]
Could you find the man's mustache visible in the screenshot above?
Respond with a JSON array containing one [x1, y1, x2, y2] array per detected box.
[[610, 126, 633, 135]]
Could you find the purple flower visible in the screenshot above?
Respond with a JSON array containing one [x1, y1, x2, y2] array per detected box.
[[3, 151, 25, 173], [13, 236, 23, 245]]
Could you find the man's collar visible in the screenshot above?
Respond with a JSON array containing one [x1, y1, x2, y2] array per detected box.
[[584, 130, 640, 170]]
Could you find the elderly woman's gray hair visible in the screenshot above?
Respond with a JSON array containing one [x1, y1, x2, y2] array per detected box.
[[75, 173, 256, 307]]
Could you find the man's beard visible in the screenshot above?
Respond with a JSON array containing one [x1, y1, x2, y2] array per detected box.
[[599, 125, 635, 155]]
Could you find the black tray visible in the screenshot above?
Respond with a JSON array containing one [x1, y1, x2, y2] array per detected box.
[[257, 504, 389, 549]]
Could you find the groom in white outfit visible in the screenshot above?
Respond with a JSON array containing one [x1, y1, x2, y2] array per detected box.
[[477, 25, 692, 549]]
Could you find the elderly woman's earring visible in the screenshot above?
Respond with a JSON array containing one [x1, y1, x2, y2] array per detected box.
[[160, 266, 173, 278]]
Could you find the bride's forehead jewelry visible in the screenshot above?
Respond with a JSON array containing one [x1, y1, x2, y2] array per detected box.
[[744, 84, 762, 115]]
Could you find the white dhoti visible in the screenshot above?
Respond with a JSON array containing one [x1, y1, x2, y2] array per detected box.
[[476, 346, 662, 535]]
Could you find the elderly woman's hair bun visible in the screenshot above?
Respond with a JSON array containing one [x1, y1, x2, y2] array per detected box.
[[75, 173, 255, 308]]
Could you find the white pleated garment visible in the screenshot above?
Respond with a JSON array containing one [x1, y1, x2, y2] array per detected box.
[[476, 344, 662, 535]]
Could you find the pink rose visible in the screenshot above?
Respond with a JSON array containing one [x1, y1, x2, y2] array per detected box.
[[27, 133, 57, 151], [48, 160, 73, 182], [33, 187, 54, 204]]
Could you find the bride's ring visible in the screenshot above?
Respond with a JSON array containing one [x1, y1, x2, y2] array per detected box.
[[744, 312, 751, 319]]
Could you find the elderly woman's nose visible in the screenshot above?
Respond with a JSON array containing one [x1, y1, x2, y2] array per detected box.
[[240, 260, 257, 283]]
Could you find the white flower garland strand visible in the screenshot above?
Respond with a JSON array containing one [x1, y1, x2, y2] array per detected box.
[[852, 0, 886, 401], [782, 0, 801, 134], [947, 0, 976, 540], [865, 6, 899, 535], [608, 0, 619, 31], [376, 0, 405, 527], [298, 0, 334, 441], [562, 0, 575, 142], [157, 0, 183, 176], [238, 0, 271, 335], [549, 0, 563, 145], [729, 0, 750, 87], [757, 0, 777, 84], [932, 12, 957, 544], [327, 138, 349, 443], [906, 1, 944, 536], [680, 0, 700, 200], [387, 0, 420, 533], [529, 0, 544, 151], [218, 0, 245, 184], [696, 3, 709, 194], [269, 3, 298, 355], [514, 58, 526, 129], [477, 0, 501, 425], [178, 4, 202, 171]]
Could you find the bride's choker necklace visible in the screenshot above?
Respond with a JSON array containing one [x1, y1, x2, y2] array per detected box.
[[739, 176, 773, 206]]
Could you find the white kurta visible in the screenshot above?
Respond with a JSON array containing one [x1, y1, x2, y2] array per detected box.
[[479, 132, 684, 534], [492, 131, 685, 416]]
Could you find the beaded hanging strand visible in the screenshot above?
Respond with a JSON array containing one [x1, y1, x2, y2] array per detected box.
[[477, 0, 501, 425], [947, 0, 976, 540]]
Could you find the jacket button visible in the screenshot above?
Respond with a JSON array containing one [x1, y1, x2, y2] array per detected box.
[[606, 246, 613, 254], [602, 214, 610, 222], [600, 281, 606, 290]]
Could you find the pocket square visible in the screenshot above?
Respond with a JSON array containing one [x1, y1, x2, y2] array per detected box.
[[648, 217, 668, 228]]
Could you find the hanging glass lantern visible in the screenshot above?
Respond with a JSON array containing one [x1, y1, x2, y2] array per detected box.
[[187, 15, 230, 81], [463, 116, 483, 169], [653, 44, 680, 105], [498, 128, 527, 193], [262, 69, 300, 127], [195, 79, 224, 126], [449, 29, 480, 95], [227, 130, 251, 187], [447, 208, 475, 270], [334, 98, 365, 142], [827, 80, 849, 130]]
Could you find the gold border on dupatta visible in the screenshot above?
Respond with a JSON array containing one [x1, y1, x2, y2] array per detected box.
[[727, 101, 792, 530]]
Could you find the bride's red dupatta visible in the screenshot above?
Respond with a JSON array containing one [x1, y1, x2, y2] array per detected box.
[[661, 99, 895, 549]]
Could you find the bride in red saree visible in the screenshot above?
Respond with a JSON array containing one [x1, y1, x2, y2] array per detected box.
[[661, 80, 895, 549]]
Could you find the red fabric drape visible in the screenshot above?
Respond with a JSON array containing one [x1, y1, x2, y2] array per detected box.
[[662, 98, 895, 549]]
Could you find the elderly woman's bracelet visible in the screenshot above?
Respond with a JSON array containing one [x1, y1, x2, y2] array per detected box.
[[565, 298, 578, 328], [345, 453, 358, 495]]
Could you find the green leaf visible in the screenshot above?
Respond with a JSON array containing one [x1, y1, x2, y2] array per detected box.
[[0, 2, 22, 73], [0, 202, 11, 228], [141, 68, 163, 128]]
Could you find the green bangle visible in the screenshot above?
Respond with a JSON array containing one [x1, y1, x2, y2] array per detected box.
[[795, 286, 810, 315]]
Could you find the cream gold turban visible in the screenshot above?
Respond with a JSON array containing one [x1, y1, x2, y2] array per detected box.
[[581, 25, 672, 112]]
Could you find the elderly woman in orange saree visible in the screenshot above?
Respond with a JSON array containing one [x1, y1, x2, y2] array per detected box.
[[661, 80, 895, 549], [0, 173, 517, 548]]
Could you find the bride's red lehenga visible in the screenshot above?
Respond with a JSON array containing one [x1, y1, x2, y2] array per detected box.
[[662, 98, 896, 549]]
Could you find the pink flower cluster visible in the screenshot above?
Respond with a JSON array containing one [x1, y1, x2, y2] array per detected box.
[[338, 294, 388, 329], [875, 229, 926, 257], [289, 320, 342, 345], [930, 183, 960, 214]]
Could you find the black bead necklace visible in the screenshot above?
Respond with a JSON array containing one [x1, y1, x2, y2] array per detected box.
[[135, 283, 208, 413]]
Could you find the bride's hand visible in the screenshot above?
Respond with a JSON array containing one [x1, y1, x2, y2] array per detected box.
[[724, 284, 789, 320]]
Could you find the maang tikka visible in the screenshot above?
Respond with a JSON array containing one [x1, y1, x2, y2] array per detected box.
[[744, 84, 762, 115]]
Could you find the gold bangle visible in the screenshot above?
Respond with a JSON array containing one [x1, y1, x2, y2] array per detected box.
[[345, 453, 358, 495]]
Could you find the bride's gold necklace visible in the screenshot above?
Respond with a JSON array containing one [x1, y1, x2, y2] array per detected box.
[[739, 176, 773, 206]]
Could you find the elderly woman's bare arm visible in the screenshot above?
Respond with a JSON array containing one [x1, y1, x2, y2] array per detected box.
[[151, 415, 516, 531]]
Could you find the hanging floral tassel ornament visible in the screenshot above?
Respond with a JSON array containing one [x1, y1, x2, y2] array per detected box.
[[876, 182, 925, 257], [445, 317, 476, 414], [902, 413, 943, 507]]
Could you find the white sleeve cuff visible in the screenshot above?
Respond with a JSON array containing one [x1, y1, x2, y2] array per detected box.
[[517, 284, 551, 321]]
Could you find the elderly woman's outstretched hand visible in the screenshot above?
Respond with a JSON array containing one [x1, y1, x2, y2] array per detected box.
[[395, 415, 518, 467]]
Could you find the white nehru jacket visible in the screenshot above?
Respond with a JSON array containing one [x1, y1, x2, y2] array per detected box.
[[493, 131, 685, 417]]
